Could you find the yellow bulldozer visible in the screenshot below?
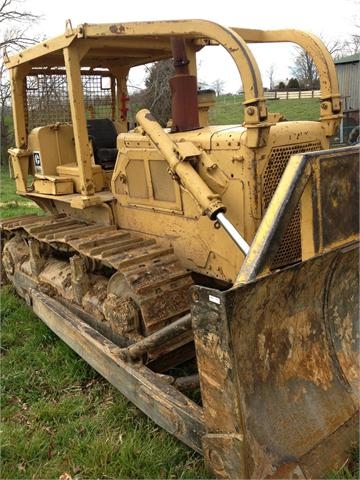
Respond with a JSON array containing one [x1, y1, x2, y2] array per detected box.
[[1, 19, 359, 478]]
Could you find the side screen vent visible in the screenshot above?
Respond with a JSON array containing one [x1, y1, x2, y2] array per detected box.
[[263, 142, 322, 268]]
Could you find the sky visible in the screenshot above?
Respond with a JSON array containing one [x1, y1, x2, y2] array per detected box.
[[17, 0, 359, 92]]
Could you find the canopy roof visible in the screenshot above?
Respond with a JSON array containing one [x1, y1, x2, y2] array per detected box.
[[6, 20, 219, 70], [5, 19, 341, 130]]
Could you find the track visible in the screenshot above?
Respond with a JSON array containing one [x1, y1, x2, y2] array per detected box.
[[1, 214, 194, 367]]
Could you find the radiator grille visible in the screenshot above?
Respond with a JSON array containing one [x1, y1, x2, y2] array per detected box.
[[263, 142, 322, 268]]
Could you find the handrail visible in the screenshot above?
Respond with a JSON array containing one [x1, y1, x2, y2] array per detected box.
[[233, 28, 340, 101], [232, 28, 342, 134]]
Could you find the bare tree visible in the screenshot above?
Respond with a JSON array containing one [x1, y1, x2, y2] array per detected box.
[[144, 59, 174, 124], [289, 38, 350, 89], [0, 0, 41, 52], [340, 2, 360, 59], [212, 78, 225, 96], [343, 34, 360, 54], [266, 64, 275, 90], [289, 47, 319, 89], [345, 0, 360, 53], [0, 0, 41, 163]]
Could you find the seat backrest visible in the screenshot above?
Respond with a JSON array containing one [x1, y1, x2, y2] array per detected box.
[[87, 118, 117, 150]]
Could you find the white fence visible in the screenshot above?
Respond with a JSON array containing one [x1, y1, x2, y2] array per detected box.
[[265, 90, 321, 100]]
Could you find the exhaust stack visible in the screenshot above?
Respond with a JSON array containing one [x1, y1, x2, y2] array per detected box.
[[170, 37, 200, 132]]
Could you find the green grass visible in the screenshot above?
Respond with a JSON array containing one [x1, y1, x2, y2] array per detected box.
[[0, 164, 41, 219], [209, 94, 320, 124], [329, 448, 359, 480], [267, 97, 320, 121]]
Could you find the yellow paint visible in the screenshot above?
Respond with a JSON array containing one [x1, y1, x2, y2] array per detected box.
[[6, 19, 352, 282]]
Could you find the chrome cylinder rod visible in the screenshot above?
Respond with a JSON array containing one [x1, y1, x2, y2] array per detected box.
[[216, 212, 250, 256]]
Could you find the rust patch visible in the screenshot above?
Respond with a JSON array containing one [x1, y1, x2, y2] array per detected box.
[[81, 276, 108, 321], [144, 112, 156, 122], [109, 24, 125, 34], [212, 248, 360, 471], [256, 310, 333, 390], [332, 311, 360, 389], [245, 428, 279, 479], [268, 462, 306, 479], [325, 248, 360, 394], [280, 311, 333, 390]]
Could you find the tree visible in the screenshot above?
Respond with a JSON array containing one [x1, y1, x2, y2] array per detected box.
[[0, 0, 40, 163], [212, 78, 225, 96], [287, 77, 300, 89], [266, 64, 275, 90], [0, 62, 12, 164], [144, 59, 174, 126], [343, 34, 360, 54], [341, 0, 360, 55], [289, 47, 319, 89], [129, 59, 174, 127], [289, 37, 354, 89]]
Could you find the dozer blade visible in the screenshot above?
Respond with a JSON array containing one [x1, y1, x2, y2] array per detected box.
[[191, 242, 359, 479]]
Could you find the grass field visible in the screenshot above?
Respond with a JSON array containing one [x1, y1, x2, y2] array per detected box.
[[0, 164, 40, 218], [0, 98, 358, 479], [209, 94, 320, 124]]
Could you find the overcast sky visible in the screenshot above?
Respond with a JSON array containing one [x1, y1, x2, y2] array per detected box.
[[22, 0, 358, 91]]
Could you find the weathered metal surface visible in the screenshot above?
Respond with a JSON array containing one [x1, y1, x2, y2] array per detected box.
[[29, 288, 205, 452], [317, 149, 359, 248], [236, 145, 360, 285], [192, 243, 359, 478], [173, 374, 200, 391], [1, 215, 195, 371], [125, 314, 192, 360], [1, 214, 193, 341], [170, 37, 200, 132]]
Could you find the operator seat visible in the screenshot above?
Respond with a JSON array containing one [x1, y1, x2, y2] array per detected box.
[[87, 118, 118, 170]]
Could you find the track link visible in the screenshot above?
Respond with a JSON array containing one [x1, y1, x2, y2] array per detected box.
[[1, 214, 193, 341]]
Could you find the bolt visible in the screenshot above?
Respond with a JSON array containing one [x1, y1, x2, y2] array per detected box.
[[214, 221, 221, 230], [247, 106, 255, 116], [207, 163, 218, 172], [192, 291, 200, 302]]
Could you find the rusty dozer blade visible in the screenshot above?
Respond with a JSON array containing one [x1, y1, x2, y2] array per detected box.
[[192, 243, 359, 479], [191, 146, 359, 479]]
